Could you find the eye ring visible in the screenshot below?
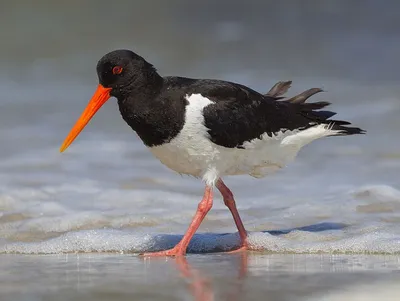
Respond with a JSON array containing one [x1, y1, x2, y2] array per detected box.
[[112, 66, 123, 75]]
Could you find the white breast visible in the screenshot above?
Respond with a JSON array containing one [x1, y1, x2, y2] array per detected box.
[[149, 94, 340, 186]]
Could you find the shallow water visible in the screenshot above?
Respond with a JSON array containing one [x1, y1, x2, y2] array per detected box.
[[2, 254, 400, 301], [1, 1, 400, 300]]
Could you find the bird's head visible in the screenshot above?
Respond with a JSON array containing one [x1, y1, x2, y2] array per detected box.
[[59, 49, 157, 152]]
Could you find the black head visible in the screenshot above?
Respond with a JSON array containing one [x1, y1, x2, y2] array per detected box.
[[96, 49, 161, 98], [60, 49, 162, 152]]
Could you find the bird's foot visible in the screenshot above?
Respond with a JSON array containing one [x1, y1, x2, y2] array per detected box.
[[226, 241, 259, 254], [226, 245, 249, 254], [141, 245, 186, 257]]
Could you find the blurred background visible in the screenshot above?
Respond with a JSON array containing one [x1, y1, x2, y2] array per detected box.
[[1, 1, 400, 300], [1, 0, 400, 82]]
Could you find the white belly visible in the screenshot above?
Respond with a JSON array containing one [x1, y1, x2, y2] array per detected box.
[[149, 94, 339, 186]]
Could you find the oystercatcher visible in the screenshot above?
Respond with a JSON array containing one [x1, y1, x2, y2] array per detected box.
[[60, 50, 365, 256]]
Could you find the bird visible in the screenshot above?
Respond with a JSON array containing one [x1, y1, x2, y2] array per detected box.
[[60, 49, 365, 257]]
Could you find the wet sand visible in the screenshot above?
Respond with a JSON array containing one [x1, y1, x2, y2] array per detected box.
[[1, 253, 400, 301]]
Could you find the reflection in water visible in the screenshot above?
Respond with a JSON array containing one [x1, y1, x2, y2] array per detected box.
[[172, 253, 249, 301], [175, 256, 215, 301], [225, 253, 248, 301]]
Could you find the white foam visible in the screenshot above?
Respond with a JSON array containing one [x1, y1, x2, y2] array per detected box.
[[1, 182, 400, 254], [1, 223, 400, 255]]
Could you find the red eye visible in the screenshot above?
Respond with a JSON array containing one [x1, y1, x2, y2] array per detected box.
[[112, 66, 123, 75]]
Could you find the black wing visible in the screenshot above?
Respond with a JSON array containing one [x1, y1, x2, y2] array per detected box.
[[164, 77, 365, 149]]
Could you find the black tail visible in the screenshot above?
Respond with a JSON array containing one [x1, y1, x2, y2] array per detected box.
[[325, 121, 366, 136], [265, 80, 366, 136]]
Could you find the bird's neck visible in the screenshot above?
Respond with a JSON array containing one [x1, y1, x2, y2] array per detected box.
[[117, 77, 186, 147]]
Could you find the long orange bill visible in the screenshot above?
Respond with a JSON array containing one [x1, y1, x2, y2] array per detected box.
[[60, 84, 112, 152]]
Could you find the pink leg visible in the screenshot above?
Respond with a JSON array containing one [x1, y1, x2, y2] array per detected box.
[[216, 178, 249, 252], [142, 186, 213, 257]]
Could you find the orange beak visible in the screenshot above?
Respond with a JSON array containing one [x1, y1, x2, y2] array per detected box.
[[60, 84, 112, 152]]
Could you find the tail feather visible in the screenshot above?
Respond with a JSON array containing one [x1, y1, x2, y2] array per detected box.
[[265, 80, 366, 136], [304, 106, 365, 136], [286, 88, 324, 104], [300, 101, 331, 111], [314, 110, 337, 120], [265, 81, 324, 104], [328, 122, 366, 135], [265, 81, 292, 98]]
